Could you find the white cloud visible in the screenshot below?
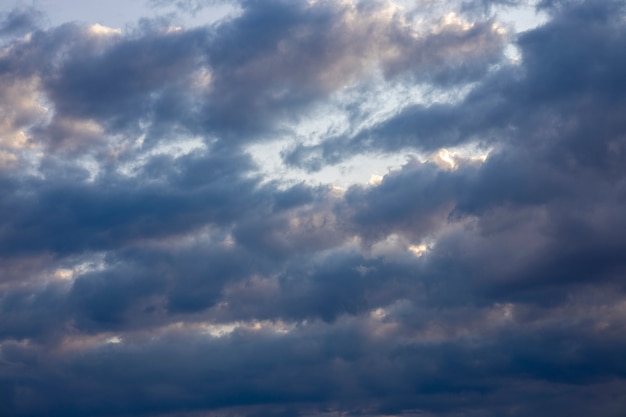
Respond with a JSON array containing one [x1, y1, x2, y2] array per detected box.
[[88, 23, 122, 37]]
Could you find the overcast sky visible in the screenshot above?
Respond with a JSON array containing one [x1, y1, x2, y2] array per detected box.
[[1, 1, 626, 416]]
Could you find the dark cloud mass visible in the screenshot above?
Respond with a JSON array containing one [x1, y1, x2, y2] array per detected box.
[[1, 0, 626, 416]]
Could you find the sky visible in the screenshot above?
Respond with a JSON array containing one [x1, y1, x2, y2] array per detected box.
[[0, 0, 625, 416]]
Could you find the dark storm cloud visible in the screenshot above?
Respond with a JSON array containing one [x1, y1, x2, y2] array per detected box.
[[2, 314, 626, 417], [2, 0, 626, 416], [217, 251, 418, 323], [0, 148, 259, 257], [342, 158, 473, 241]]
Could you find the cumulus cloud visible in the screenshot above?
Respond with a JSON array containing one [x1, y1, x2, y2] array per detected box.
[[1, 0, 626, 416]]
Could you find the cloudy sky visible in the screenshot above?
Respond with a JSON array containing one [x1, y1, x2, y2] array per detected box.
[[1, 0, 626, 416]]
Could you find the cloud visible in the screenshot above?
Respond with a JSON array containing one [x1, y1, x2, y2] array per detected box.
[[287, 0, 626, 169], [0, 0, 509, 153], [0, 6, 42, 39], [1, 0, 626, 416]]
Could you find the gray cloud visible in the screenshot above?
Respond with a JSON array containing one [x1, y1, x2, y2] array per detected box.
[[1, 0, 626, 416], [0, 6, 42, 39]]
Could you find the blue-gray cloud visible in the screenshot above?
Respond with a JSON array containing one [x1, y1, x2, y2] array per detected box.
[[1, 0, 626, 416]]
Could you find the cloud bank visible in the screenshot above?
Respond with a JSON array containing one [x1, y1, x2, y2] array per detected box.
[[1, 0, 626, 416]]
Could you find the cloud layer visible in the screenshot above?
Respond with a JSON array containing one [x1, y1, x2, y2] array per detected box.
[[1, 0, 626, 416]]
